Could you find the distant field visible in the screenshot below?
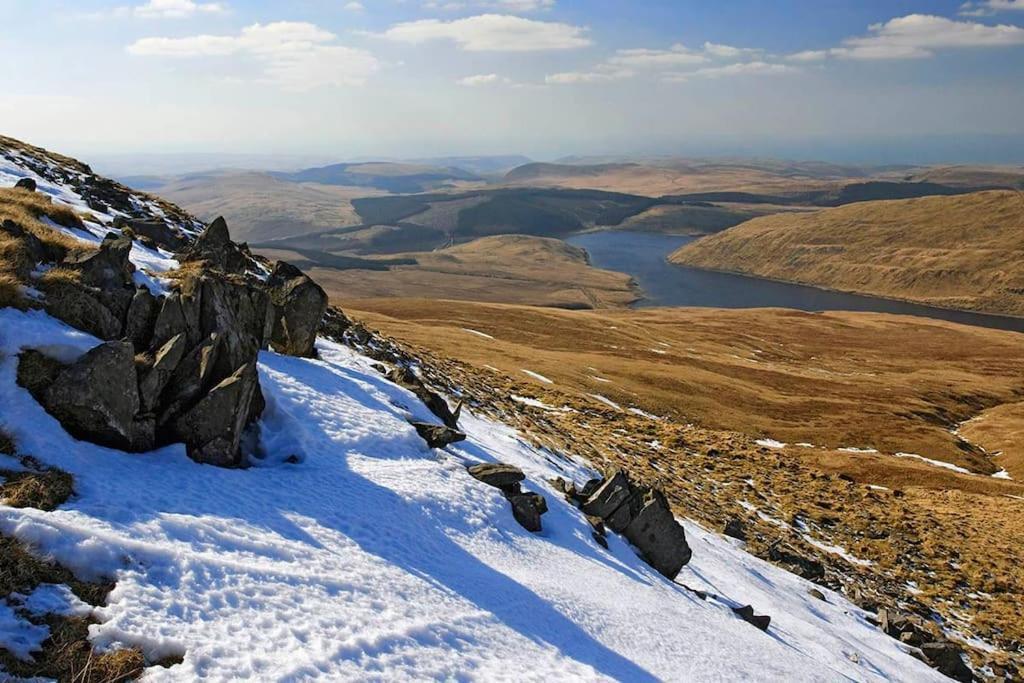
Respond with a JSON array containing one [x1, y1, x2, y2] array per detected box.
[[672, 190, 1024, 317]]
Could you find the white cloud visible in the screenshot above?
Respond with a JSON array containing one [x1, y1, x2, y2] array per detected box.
[[457, 73, 510, 86], [701, 41, 763, 59], [664, 61, 797, 82], [608, 45, 708, 68], [426, 0, 555, 10], [960, 0, 1024, 16], [379, 14, 590, 51], [544, 68, 632, 84], [788, 13, 1024, 61], [130, 0, 226, 19], [127, 22, 379, 89], [344, 1, 365, 11]]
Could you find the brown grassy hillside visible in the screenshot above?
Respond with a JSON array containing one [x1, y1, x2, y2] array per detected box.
[[671, 190, 1024, 316]]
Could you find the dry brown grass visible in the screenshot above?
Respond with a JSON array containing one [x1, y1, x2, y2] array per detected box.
[[671, 190, 1024, 317], [959, 401, 1024, 480], [263, 234, 639, 309], [0, 272, 24, 309], [0, 464, 75, 511]]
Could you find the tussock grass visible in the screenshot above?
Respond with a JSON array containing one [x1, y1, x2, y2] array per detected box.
[[0, 465, 75, 511], [0, 272, 24, 309]]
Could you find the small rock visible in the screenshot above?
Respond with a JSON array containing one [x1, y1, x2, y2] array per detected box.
[[920, 642, 972, 683], [467, 463, 525, 490], [732, 605, 771, 631], [724, 517, 747, 542], [505, 491, 547, 532], [808, 588, 827, 602], [411, 422, 466, 449], [14, 177, 37, 191]]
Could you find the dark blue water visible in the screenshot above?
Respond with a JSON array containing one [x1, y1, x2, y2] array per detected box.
[[566, 231, 1024, 333]]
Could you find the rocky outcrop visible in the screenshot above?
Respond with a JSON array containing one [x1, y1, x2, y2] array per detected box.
[[266, 261, 328, 358], [171, 362, 260, 467], [177, 216, 250, 274], [919, 642, 972, 683], [578, 469, 692, 580], [113, 216, 188, 251], [467, 462, 548, 532]]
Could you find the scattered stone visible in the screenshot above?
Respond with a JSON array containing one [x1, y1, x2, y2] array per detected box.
[[809, 588, 827, 602], [768, 542, 825, 581], [467, 463, 525, 490], [732, 605, 771, 631], [266, 261, 328, 358], [506, 491, 547, 532], [113, 216, 187, 251], [387, 366, 461, 429], [411, 422, 466, 449], [14, 177, 36, 191], [724, 517, 747, 541]]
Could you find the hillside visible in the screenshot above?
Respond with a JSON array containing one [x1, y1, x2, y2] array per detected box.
[[671, 190, 1024, 317], [0, 136, 973, 680], [271, 161, 484, 193]]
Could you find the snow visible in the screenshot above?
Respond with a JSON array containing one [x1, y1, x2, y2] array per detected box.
[[991, 469, 1012, 480], [627, 407, 662, 421], [894, 452, 972, 475], [800, 536, 874, 568], [838, 447, 878, 454], [12, 583, 93, 618], [756, 438, 787, 449], [462, 328, 495, 340], [587, 394, 622, 411], [509, 395, 571, 413], [0, 602, 49, 662], [520, 369, 553, 384], [0, 308, 945, 681], [590, 375, 612, 383]]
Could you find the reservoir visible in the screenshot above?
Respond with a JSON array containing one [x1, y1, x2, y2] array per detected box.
[[566, 231, 1024, 333]]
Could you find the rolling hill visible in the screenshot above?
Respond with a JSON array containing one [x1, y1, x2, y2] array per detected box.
[[671, 190, 1024, 317]]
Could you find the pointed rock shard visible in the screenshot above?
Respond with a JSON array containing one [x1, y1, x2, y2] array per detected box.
[[411, 422, 466, 449], [124, 286, 158, 350], [622, 488, 692, 580], [179, 216, 249, 273], [66, 232, 135, 290], [35, 341, 140, 450], [580, 469, 635, 531], [266, 261, 328, 358], [173, 362, 259, 467], [139, 333, 187, 413], [158, 333, 223, 427]]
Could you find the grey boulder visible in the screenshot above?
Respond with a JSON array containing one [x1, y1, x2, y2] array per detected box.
[[266, 261, 328, 358], [172, 362, 259, 467]]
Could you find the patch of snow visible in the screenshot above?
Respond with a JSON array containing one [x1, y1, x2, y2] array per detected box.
[[627, 407, 661, 421], [0, 308, 945, 681], [756, 439, 787, 449], [867, 485, 890, 491], [991, 469, 1012, 480], [590, 376, 612, 383], [462, 328, 494, 340], [0, 601, 49, 661], [801, 536, 874, 568], [894, 452, 972, 475], [521, 369, 553, 384], [509, 395, 572, 413], [587, 394, 622, 411], [12, 583, 93, 618], [649, 348, 667, 355], [838, 447, 878, 454]]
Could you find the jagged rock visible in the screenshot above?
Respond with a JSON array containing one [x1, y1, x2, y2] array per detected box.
[[178, 216, 249, 274], [124, 287, 159, 350], [319, 307, 352, 341], [724, 517, 747, 542], [580, 469, 692, 580], [43, 281, 123, 341], [266, 261, 328, 358], [621, 488, 692, 580], [14, 177, 36, 191], [467, 463, 525, 490], [65, 232, 135, 290], [139, 333, 187, 413], [191, 275, 272, 377], [28, 342, 141, 450], [411, 422, 466, 449], [157, 333, 223, 428], [113, 216, 187, 251], [920, 643, 972, 682], [172, 362, 259, 467], [387, 366, 461, 429], [732, 605, 771, 632], [506, 491, 547, 532]]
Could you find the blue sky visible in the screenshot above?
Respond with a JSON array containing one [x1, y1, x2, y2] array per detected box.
[[1, 0, 1023, 163]]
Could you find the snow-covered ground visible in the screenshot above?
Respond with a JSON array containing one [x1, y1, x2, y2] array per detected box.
[[0, 308, 946, 681]]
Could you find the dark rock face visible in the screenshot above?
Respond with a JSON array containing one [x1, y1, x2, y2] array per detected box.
[[113, 216, 188, 251], [920, 643, 972, 683], [28, 342, 142, 450], [124, 287, 158, 350], [266, 261, 328, 358], [43, 282, 123, 341], [467, 463, 525, 490], [411, 422, 466, 449], [579, 469, 691, 580], [14, 177, 36, 191], [138, 333, 187, 413], [171, 362, 259, 467], [724, 518, 747, 542], [768, 542, 825, 582], [506, 492, 547, 532], [732, 605, 771, 632]]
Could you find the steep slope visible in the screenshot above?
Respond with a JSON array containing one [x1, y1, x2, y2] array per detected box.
[[0, 136, 971, 680], [671, 190, 1024, 317]]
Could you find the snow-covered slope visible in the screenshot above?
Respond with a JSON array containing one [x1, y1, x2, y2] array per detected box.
[[0, 307, 944, 681]]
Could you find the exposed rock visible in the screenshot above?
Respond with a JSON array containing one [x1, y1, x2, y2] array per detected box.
[[266, 261, 328, 358], [124, 287, 159, 350], [411, 422, 466, 449], [139, 333, 187, 413], [621, 488, 692, 580], [920, 642, 972, 682], [768, 542, 825, 581], [319, 307, 353, 341], [31, 342, 141, 450], [172, 362, 259, 467], [65, 232, 135, 290], [580, 470, 636, 531], [14, 177, 36, 191], [724, 517, 747, 542], [506, 491, 547, 532], [190, 275, 272, 377], [113, 216, 187, 251], [157, 333, 223, 427], [42, 281, 123, 341], [467, 463, 525, 490], [387, 366, 461, 429], [808, 588, 827, 602], [178, 216, 250, 274], [732, 605, 771, 632]]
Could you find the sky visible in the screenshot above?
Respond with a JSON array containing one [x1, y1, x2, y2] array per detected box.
[[1, 0, 1024, 166]]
